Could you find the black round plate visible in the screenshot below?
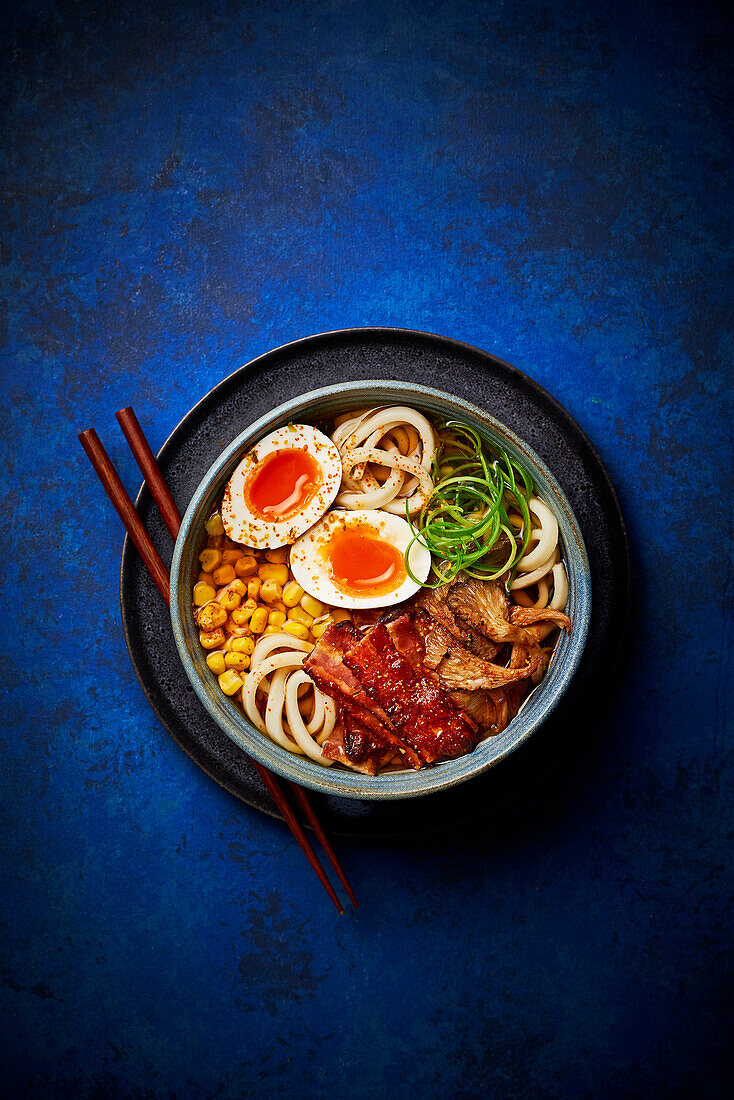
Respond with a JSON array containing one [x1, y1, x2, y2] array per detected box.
[[120, 328, 630, 837]]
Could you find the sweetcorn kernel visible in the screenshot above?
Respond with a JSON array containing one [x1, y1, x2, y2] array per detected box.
[[247, 578, 261, 601], [224, 651, 251, 672], [206, 651, 226, 675], [263, 624, 283, 636], [212, 564, 236, 586], [250, 607, 269, 634], [206, 534, 224, 549], [260, 579, 283, 604], [331, 609, 352, 623], [229, 579, 247, 597], [235, 555, 258, 578], [204, 513, 225, 536], [282, 581, 305, 607], [264, 547, 289, 564], [197, 572, 215, 588], [226, 635, 255, 654], [288, 605, 313, 628], [225, 623, 252, 638], [268, 610, 287, 629], [196, 602, 228, 630], [311, 617, 334, 640], [282, 620, 310, 641], [221, 548, 244, 566], [218, 669, 243, 695], [258, 563, 290, 585], [217, 588, 241, 612], [200, 628, 226, 649], [199, 548, 222, 572], [230, 600, 257, 626], [300, 594, 324, 618], [193, 582, 217, 606]]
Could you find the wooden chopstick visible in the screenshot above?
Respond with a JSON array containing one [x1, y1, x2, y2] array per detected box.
[[78, 429, 170, 603], [78, 419, 356, 913], [115, 407, 182, 540], [287, 780, 359, 909]]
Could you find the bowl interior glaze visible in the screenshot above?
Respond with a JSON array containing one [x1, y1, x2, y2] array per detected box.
[[170, 381, 591, 800]]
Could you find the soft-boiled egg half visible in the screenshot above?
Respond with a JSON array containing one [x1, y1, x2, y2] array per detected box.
[[221, 424, 342, 549], [290, 509, 432, 609]]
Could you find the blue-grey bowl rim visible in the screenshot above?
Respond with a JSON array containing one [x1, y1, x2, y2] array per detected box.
[[169, 380, 591, 800]]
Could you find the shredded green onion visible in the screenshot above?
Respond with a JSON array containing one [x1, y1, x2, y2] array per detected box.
[[406, 421, 534, 589]]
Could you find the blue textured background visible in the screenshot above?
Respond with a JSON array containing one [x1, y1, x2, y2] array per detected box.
[[2, 0, 732, 1096]]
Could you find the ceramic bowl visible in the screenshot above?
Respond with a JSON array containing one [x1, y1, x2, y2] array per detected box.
[[170, 380, 591, 800]]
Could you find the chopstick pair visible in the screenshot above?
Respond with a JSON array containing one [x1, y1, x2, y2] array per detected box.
[[78, 408, 357, 915]]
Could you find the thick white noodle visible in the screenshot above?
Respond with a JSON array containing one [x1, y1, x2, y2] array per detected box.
[[285, 671, 336, 763], [387, 425, 411, 452], [549, 563, 569, 611], [334, 407, 395, 485], [242, 651, 307, 747], [332, 405, 436, 511], [265, 668, 292, 746], [360, 435, 405, 497], [510, 549, 557, 590], [251, 632, 313, 665], [514, 577, 550, 608], [306, 688, 325, 734], [517, 498, 559, 572], [340, 406, 436, 468], [241, 639, 334, 764], [336, 447, 433, 514]]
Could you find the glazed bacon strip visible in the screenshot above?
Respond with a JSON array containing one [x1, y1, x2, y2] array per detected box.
[[342, 622, 478, 765], [303, 622, 395, 739], [306, 618, 479, 769], [304, 622, 423, 770], [319, 715, 397, 776]]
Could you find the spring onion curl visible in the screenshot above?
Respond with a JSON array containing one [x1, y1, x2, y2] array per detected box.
[[405, 421, 535, 589]]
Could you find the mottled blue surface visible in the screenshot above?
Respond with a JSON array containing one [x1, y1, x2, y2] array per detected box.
[[2, 0, 732, 1096]]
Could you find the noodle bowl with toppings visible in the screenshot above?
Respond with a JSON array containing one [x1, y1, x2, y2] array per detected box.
[[170, 381, 591, 800]]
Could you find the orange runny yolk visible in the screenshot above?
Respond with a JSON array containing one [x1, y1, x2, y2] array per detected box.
[[327, 526, 405, 598], [244, 448, 322, 520]]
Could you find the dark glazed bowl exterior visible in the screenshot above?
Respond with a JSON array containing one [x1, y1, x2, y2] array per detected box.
[[170, 381, 591, 800]]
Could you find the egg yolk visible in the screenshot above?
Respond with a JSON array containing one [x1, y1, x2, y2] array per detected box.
[[244, 448, 322, 520], [327, 526, 405, 598]]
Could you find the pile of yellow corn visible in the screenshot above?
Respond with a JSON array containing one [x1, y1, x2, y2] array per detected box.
[[193, 512, 350, 700]]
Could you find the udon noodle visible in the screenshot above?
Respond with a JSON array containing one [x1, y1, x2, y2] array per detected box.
[[242, 633, 337, 765], [332, 406, 436, 514], [510, 497, 568, 611]]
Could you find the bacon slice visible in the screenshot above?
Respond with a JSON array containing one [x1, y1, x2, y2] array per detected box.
[[343, 622, 478, 765], [383, 612, 425, 671], [304, 622, 422, 769], [321, 715, 397, 775], [303, 622, 393, 737]]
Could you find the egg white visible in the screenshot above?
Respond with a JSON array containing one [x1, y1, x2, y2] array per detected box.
[[289, 509, 432, 609], [221, 424, 342, 549]]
